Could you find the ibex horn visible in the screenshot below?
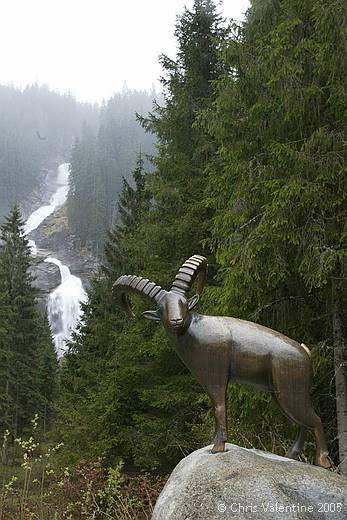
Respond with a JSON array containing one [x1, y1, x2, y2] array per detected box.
[[171, 255, 207, 296], [113, 275, 167, 317]]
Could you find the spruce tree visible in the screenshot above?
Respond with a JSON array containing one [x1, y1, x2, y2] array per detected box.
[[138, 0, 228, 276], [104, 153, 150, 277], [35, 311, 58, 433], [0, 205, 38, 438], [66, 91, 156, 255], [55, 156, 150, 465], [0, 205, 57, 447], [0, 284, 13, 463], [203, 0, 346, 471], [55, 1, 229, 472]]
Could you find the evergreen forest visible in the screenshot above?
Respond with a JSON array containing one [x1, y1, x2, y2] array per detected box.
[[0, 0, 346, 518], [67, 89, 156, 254], [0, 84, 98, 219]]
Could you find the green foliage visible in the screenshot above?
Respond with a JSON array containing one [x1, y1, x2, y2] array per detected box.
[[137, 0, 228, 269], [104, 153, 151, 278], [35, 312, 59, 433], [56, 0, 229, 474], [56, 0, 345, 476], [0, 84, 98, 220], [67, 89, 156, 255], [1, 446, 165, 519], [199, 0, 346, 461], [0, 206, 57, 446]]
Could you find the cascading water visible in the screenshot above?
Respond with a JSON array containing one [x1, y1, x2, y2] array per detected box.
[[44, 258, 87, 357], [24, 163, 69, 256], [24, 163, 87, 357]]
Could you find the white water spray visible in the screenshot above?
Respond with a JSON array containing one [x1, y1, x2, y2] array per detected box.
[[24, 163, 69, 255], [44, 258, 87, 357], [24, 163, 87, 356]]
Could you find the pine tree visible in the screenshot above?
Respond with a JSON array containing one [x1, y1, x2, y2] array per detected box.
[[0, 205, 38, 438], [35, 311, 58, 433], [104, 153, 150, 277], [55, 156, 150, 465], [55, 1, 229, 472], [0, 284, 13, 463], [202, 0, 346, 471], [56, 151, 210, 471], [0, 205, 58, 449], [137, 0, 228, 275], [66, 91, 156, 255], [67, 125, 99, 249]]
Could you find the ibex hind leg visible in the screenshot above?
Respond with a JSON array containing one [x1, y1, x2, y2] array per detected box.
[[272, 394, 306, 460], [287, 425, 306, 460], [311, 415, 331, 468], [271, 366, 330, 468], [296, 412, 330, 469]]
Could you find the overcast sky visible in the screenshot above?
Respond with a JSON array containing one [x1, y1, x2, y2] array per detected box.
[[0, 0, 250, 103]]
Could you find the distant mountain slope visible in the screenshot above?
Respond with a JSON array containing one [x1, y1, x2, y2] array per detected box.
[[67, 88, 158, 254], [0, 83, 99, 219]]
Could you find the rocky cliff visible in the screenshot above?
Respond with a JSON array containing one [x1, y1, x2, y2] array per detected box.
[[19, 162, 99, 309], [30, 206, 99, 307]]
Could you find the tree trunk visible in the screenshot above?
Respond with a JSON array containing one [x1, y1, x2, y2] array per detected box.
[[43, 401, 47, 435], [1, 435, 8, 466], [1, 379, 10, 465], [332, 278, 347, 476]]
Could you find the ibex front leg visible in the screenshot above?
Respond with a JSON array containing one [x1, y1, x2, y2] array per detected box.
[[208, 384, 228, 453]]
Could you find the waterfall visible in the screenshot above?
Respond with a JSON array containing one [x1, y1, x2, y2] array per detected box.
[[24, 163, 70, 256], [24, 163, 87, 357], [44, 258, 87, 357], [24, 163, 69, 234]]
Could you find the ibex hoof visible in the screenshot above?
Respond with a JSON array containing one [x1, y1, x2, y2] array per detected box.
[[211, 442, 225, 453], [286, 449, 299, 460], [316, 453, 331, 469]]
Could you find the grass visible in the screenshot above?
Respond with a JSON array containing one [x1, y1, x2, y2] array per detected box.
[[0, 420, 166, 519]]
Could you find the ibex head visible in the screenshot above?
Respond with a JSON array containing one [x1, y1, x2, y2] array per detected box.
[[112, 255, 207, 334]]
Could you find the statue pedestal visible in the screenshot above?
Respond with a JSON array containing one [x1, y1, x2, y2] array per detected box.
[[152, 443, 347, 519]]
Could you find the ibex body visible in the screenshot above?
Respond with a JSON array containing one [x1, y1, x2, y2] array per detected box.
[[113, 255, 330, 468]]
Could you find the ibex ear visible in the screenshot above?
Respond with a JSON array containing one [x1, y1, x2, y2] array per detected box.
[[187, 294, 199, 310], [142, 310, 161, 322]]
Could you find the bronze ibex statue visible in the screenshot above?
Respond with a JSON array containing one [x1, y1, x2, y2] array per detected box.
[[113, 255, 330, 468]]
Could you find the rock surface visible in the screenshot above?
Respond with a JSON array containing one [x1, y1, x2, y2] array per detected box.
[[29, 206, 99, 308], [152, 444, 347, 520]]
